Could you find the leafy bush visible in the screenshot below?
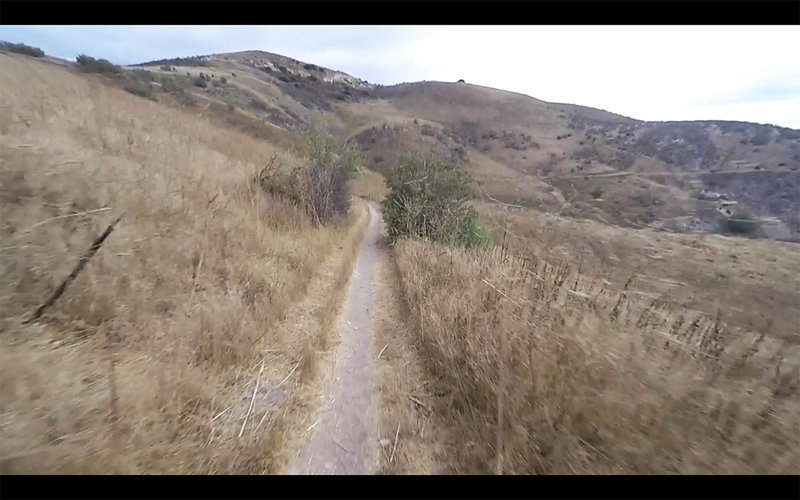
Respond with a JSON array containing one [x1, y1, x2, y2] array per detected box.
[[382, 154, 490, 248], [75, 54, 123, 75], [0, 41, 45, 57], [257, 125, 361, 225]]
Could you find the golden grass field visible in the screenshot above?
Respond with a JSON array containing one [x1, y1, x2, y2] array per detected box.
[[0, 53, 363, 473], [392, 219, 799, 474], [2, 49, 798, 476]]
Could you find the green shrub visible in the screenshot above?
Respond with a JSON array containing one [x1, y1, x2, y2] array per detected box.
[[0, 41, 45, 57], [382, 154, 489, 248], [448, 208, 492, 249], [75, 54, 122, 75]]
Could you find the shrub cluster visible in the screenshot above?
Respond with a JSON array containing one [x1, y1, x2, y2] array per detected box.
[[75, 54, 122, 76], [257, 126, 362, 226], [0, 41, 45, 57], [382, 154, 491, 248]]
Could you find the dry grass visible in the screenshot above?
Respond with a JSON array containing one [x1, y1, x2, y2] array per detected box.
[[0, 53, 349, 473], [393, 235, 799, 474], [475, 201, 800, 343], [349, 170, 388, 204], [371, 238, 438, 474], [254, 200, 371, 473]]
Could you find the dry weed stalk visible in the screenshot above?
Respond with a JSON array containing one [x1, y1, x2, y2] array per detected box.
[[394, 236, 800, 474]]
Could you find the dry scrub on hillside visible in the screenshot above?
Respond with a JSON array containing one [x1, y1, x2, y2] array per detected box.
[[393, 237, 799, 474], [0, 54, 352, 473]]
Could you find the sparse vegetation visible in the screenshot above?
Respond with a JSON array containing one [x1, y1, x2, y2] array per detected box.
[[191, 76, 208, 88], [632, 190, 662, 207], [0, 41, 45, 58], [122, 81, 156, 101], [257, 125, 362, 226], [721, 208, 761, 236], [250, 97, 268, 111], [75, 54, 123, 76], [136, 55, 211, 67]]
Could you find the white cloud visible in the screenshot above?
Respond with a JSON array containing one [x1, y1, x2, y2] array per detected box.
[[1, 25, 798, 128]]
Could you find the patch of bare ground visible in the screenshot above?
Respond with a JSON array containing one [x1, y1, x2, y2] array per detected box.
[[283, 202, 380, 474]]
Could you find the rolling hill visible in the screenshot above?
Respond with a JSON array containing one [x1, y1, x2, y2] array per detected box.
[[127, 50, 800, 241], [2, 43, 799, 475]]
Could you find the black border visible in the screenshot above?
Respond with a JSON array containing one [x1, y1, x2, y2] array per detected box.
[[1, 1, 799, 498], [0, 0, 798, 25], [2, 475, 799, 499]]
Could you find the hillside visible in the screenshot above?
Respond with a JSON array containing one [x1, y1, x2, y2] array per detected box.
[[122, 50, 800, 241], [2, 44, 798, 476]]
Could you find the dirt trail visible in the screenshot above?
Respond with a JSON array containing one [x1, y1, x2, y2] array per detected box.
[[286, 202, 383, 474]]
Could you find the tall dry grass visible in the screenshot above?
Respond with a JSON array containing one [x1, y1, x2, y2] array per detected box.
[[393, 236, 799, 474], [0, 54, 348, 473], [349, 169, 388, 204], [253, 201, 372, 473], [474, 201, 800, 343]]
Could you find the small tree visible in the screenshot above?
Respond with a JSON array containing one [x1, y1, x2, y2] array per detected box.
[[382, 154, 490, 248]]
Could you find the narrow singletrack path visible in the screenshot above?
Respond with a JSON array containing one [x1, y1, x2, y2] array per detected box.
[[286, 202, 383, 474]]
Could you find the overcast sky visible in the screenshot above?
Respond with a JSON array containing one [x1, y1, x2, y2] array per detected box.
[[2, 25, 799, 129]]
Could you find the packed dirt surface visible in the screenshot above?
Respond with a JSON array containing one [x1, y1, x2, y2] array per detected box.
[[286, 203, 383, 474]]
